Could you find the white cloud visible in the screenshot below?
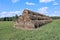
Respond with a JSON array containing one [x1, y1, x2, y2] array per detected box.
[[39, 0, 54, 3], [50, 10, 60, 16], [54, 11, 60, 16], [26, 2, 35, 5], [38, 7, 48, 15], [12, 0, 19, 3], [0, 11, 22, 18], [53, 2, 59, 5], [38, 6, 60, 16]]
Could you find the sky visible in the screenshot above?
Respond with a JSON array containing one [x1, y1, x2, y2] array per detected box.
[[0, 0, 60, 18]]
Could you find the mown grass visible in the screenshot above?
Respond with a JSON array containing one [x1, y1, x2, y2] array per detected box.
[[0, 19, 60, 40]]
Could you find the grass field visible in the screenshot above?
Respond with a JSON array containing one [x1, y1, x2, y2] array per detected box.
[[0, 19, 60, 40]]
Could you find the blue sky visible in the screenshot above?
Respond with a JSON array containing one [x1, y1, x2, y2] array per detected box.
[[0, 0, 60, 17]]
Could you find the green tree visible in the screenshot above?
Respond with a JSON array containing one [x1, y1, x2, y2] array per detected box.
[[14, 14, 18, 21]]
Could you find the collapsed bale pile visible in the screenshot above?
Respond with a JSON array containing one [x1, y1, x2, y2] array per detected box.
[[14, 9, 52, 29]]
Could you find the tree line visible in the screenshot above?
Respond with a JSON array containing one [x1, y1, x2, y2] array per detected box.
[[0, 15, 60, 21], [50, 16, 60, 20], [0, 15, 18, 21]]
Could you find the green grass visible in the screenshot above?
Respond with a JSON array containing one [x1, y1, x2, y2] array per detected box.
[[0, 20, 60, 40]]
